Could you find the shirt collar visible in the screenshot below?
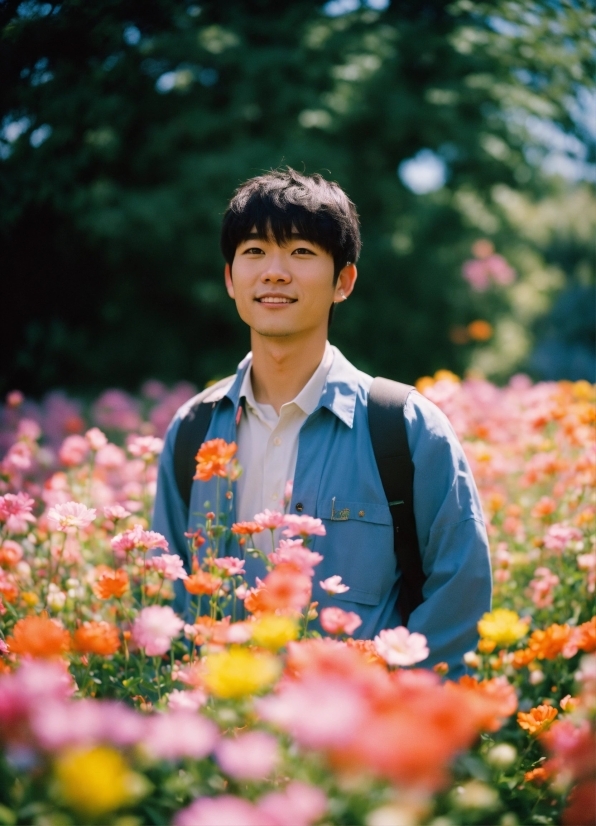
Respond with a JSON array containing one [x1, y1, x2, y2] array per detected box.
[[225, 342, 360, 429]]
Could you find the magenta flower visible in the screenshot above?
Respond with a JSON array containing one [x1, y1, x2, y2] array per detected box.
[[319, 575, 350, 595], [111, 524, 168, 554], [146, 553, 188, 581], [0, 492, 36, 534], [373, 626, 429, 667], [320, 607, 362, 636], [132, 606, 183, 655], [143, 710, 218, 760], [282, 514, 326, 538], [269, 538, 323, 576], [46, 501, 96, 533], [216, 731, 279, 780], [254, 509, 285, 530], [174, 795, 275, 826]]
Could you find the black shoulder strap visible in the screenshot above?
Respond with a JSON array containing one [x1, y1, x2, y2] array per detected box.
[[173, 376, 234, 508], [368, 377, 426, 626]]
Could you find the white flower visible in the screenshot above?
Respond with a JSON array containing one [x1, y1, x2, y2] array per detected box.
[[373, 626, 429, 667], [319, 575, 350, 595]]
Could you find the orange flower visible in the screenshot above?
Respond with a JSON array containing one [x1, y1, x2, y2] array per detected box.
[[511, 648, 536, 668], [194, 438, 237, 482], [467, 320, 493, 341], [73, 621, 120, 656], [575, 618, 596, 654], [93, 568, 129, 599], [450, 675, 518, 732], [0, 541, 23, 567], [524, 766, 549, 784], [478, 639, 496, 654], [531, 497, 557, 518], [231, 521, 265, 536], [245, 564, 311, 615], [517, 705, 558, 736], [0, 576, 19, 603], [528, 624, 571, 660], [6, 612, 70, 659], [184, 570, 222, 595]]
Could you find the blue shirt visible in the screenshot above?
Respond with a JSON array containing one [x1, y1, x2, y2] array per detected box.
[[152, 347, 492, 678]]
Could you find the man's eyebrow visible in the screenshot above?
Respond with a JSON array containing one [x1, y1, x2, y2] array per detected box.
[[241, 231, 312, 242]]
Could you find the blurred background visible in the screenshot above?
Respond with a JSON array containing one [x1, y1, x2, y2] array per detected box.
[[1, 0, 594, 399]]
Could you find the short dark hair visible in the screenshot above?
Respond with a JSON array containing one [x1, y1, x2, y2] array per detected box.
[[220, 167, 361, 282]]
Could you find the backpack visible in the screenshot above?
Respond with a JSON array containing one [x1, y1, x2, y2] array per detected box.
[[173, 376, 425, 625]]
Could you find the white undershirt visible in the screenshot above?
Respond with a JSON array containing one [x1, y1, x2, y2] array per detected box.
[[235, 342, 334, 553]]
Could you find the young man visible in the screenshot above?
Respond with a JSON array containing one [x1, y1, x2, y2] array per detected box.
[[153, 168, 492, 677]]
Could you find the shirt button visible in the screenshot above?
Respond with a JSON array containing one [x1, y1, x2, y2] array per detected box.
[[273, 437, 281, 446], [295, 502, 303, 512]]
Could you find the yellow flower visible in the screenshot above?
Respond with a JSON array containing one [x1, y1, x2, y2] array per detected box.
[[54, 746, 145, 817], [202, 646, 281, 699], [478, 609, 529, 646], [250, 615, 299, 651], [21, 591, 39, 607]]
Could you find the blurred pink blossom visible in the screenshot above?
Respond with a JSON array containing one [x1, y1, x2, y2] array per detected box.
[[174, 796, 274, 826], [132, 605, 183, 656], [211, 556, 246, 576], [319, 575, 350, 595], [92, 389, 142, 432], [269, 538, 323, 576], [146, 553, 188, 581], [373, 626, 430, 667], [103, 504, 131, 521], [46, 501, 96, 533], [127, 435, 164, 460], [258, 781, 327, 826], [4, 442, 33, 472], [320, 607, 362, 636], [528, 566, 560, 608], [544, 524, 583, 553], [58, 435, 89, 467], [85, 427, 108, 451], [283, 479, 293, 506], [0, 493, 36, 533], [282, 514, 326, 538], [17, 419, 41, 441], [254, 509, 285, 530], [94, 443, 126, 469], [143, 710, 218, 760], [166, 689, 207, 712], [216, 731, 279, 780], [32, 698, 144, 750], [462, 242, 515, 292], [111, 524, 168, 555]]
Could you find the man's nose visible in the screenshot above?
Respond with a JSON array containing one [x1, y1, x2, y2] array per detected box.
[[260, 253, 291, 283]]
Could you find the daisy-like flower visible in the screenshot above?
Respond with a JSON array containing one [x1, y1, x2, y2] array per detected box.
[[282, 514, 326, 538], [46, 501, 97, 534], [111, 524, 168, 554], [373, 626, 429, 667], [319, 575, 350, 595], [103, 505, 131, 521], [253, 509, 285, 530], [0, 492, 37, 534], [146, 553, 188, 581], [211, 556, 246, 576], [132, 606, 184, 656]]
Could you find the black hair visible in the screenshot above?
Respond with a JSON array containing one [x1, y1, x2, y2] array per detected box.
[[220, 167, 361, 283]]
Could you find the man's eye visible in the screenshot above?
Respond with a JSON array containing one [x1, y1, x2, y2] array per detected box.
[[243, 247, 264, 254], [293, 248, 315, 255]]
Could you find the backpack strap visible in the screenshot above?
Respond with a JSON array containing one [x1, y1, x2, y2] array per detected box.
[[368, 377, 426, 626], [174, 376, 234, 508]]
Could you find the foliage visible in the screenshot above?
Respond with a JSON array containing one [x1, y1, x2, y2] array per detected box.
[[0, 374, 594, 825], [1, 0, 594, 395]]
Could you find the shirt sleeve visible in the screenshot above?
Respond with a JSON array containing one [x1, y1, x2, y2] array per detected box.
[[403, 390, 492, 679], [152, 414, 191, 617]]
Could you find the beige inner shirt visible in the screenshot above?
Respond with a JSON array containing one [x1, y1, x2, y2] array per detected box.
[[236, 341, 334, 554]]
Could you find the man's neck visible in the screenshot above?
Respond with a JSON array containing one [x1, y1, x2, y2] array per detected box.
[[249, 331, 328, 414]]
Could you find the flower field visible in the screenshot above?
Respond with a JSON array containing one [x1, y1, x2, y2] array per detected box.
[[0, 375, 594, 826]]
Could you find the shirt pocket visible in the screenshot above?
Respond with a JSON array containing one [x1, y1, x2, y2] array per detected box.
[[316, 497, 395, 605]]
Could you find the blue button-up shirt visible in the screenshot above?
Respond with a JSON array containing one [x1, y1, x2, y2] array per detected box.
[[152, 347, 492, 678]]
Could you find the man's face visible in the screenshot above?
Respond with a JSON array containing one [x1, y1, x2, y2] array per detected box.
[[224, 231, 356, 340]]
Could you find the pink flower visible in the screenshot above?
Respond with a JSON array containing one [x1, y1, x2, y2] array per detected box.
[[0, 639, 8, 655], [127, 435, 164, 460], [174, 796, 275, 826], [17, 419, 41, 441], [254, 509, 285, 530], [373, 626, 430, 667], [216, 731, 279, 780], [166, 689, 207, 712], [46, 501, 96, 533], [85, 427, 108, 451], [528, 567, 560, 608], [132, 606, 183, 655], [0, 493, 36, 534], [211, 556, 246, 576], [94, 444, 126, 469], [146, 553, 188, 581], [143, 710, 218, 761], [282, 514, 326, 538], [32, 698, 144, 750], [111, 524, 168, 555], [4, 442, 33, 471], [258, 781, 327, 826], [284, 480, 293, 506], [58, 435, 89, 467], [269, 538, 323, 576], [319, 575, 350, 595], [103, 504, 131, 521], [320, 607, 362, 636], [544, 524, 583, 553]]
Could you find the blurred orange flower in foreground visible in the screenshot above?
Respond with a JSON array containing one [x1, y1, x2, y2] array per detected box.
[[184, 570, 222, 596], [6, 612, 70, 659], [93, 568, 129, 599], [467, 320, 493, 341], [194, 438, 237, 482], [74, 621, 120, 656], [517, 704, 558, 736]]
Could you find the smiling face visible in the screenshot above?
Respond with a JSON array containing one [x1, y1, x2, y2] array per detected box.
[[224, 231, 357, 342]]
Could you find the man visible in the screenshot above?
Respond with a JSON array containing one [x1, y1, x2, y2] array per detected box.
[[153, 168, 491, 677]]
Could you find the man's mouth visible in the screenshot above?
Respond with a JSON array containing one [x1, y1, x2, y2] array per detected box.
[[255, 296, 297, 304]]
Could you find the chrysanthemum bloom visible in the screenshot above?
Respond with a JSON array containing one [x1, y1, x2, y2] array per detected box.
[[253, 509, 285, 530], [269, 539, 323, 576], [511, 647, 535, 668], [477, 608, 529, 646], [528, 623, 572, 660], [73, 621, 120, 656], [211, 556, 246, 576], [111, 524, 168, 554], [320, 607, 362, 637], [202, 646, 281, 699], [54, 746, 142, 817], [564, 618, 596, 656], [6, 613, 70, 659], [282, 514, 326, 538], [449, 675, 518, 732], [231, 521, 265, 536], [194, 438, 237, 482], [92, 568, 129, 599], [244, 564, 311, 614], [58, 435, 89, 467], [216, 731, 279, 780], [132, 606, 184, 656], [103, 504, 131, 521], [319, 575, 349, 595], [517, 704, 558, 736], [0, 492, 36, 534], [46, 501, 97, 534], [146, 553, 188, 581], [373, 626, 429, 667], [250, 615, 299, 650], [184, 570, 222, 595]]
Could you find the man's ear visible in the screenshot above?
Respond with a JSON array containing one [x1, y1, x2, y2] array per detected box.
[[335, 263, 358, 302], [224, 263, 235, 299]]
